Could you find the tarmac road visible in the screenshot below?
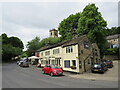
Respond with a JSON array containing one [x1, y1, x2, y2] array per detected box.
[[2, 62, 118, 88]]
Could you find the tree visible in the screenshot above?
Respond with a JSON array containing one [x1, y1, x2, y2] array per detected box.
[[1, 33, 24, 62], [8, 37, 24, 49], [26, 36, 41, 56], [77, 4, 107, 35], [58, 13, 81, 40], [77, 4, 107, 58], [2, 33, 9, 44], [40, 37, 61, 47], [26, 36, 61, 56], [104, 27, 120, 36]]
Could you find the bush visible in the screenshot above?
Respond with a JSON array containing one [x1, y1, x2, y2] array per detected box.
[[70, 66, 76, 69], [105, 48, 119, 55]]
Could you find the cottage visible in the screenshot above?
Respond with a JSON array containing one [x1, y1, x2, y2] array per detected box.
[[36, 35, 100, 74], [104, 34, 120, 60], [106, 34, 120, 48]]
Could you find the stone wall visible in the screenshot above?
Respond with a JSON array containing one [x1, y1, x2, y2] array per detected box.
[[104, 55, 119, 60]]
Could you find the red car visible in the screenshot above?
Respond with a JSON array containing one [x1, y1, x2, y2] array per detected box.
[[42, 64, 63, 76]]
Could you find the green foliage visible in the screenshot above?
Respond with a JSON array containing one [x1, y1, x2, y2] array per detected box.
[[102, 27, 120, 36], [40, 37, 61, 46], [58, 13, 81, 40], [70, 66, 76, 69], [20, 51, 28, 58], [76, 3, 107, 58], [77, 4, 107, 36], [105, 48, 119, 55], [1, 33, 23, 62], [8, 37, 24, 49], [26, 36, 61, 56], [26, 36, 41, 56], [2, 44, 22, 61], [1, 33, 9, 44]]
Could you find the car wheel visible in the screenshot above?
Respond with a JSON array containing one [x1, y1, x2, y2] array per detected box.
[[42, 70, 45, 74], [50, 72, 54, 76], [101, 70, 105, 74], [91, 70, 94, 73]]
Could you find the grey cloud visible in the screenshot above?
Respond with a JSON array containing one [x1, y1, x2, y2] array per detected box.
[[1, 2, 118, 50]]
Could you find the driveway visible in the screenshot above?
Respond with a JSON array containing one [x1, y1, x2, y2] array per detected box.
[[65, 61, 118, 81]]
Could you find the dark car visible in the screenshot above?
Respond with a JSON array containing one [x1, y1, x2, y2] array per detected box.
[[102, 60, 113, 68], [91, 63, 108, 73], [42, 64, 63, 76]]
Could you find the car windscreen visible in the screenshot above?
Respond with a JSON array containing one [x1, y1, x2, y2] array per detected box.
[[93, 64, 101, 68], [51, 66, 60, 69]]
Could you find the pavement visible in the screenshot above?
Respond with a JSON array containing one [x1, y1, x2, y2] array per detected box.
[[64, 61, 118, 81], [2, 61, 118, 88]]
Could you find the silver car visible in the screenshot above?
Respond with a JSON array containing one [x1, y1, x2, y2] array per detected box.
[[18, 58, 29, 67]]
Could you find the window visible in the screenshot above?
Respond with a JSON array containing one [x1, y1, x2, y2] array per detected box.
[[45, 51, 50, 56], [113, 44, 119, 48], [81, 50, 83, 54], [53, 49, 60, 54], [83, 41, 90, 49], [72, 60, 76, 66], [54, 32, 58, 36], [79, 61, 82, 68], [64, 60, 70, 68], [41, 52, 43, 56], [114, 39, 118, 42], [88, 59, 90, 64], [41, 60, 47, 64], [66, 46, 73, 53]]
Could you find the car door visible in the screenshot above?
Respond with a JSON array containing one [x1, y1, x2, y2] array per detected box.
[[47, 65, 52, 74], [44, 65, 48, 73], [44, 65, 50, 74]]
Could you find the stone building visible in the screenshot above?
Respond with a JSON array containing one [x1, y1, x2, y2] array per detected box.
[[104, 34, 120, 60], [106, 34, 120, 48], [91, 43, 100, 63], [49, 28, 58, 38], [36, 35, 100, 73]]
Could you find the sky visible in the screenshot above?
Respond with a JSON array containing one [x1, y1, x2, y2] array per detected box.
[[0, 1, 119, 51]]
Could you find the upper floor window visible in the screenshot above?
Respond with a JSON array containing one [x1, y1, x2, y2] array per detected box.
[[53, 48, 60, 54], [114, 39, 118, 42], [45, 51, 50, 56], [41, 52, 43, 56], [66, 46, 73, 53], [83, 41, 90, 49]]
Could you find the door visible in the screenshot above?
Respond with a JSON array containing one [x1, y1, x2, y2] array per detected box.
[[84, 60, 86, 72]]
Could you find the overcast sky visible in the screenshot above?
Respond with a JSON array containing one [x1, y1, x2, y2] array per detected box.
[[0, 1, 119, 50]]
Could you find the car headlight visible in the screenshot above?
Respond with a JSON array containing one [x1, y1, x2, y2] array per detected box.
[[53, 70, 57, 73]]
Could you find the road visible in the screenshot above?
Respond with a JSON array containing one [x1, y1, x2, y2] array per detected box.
[[2, 63, 118, 88]]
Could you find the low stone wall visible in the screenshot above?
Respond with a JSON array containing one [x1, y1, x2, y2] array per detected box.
[[104, 55, 119, 60]]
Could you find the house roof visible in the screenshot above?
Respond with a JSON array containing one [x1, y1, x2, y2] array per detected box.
[[106, 34, 120, 40], [49, 28, 57, 32], [37, 35, 87, 52]]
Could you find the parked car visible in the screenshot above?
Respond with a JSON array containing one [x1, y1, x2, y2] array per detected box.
[[18, 58, 29, 67], [102, 59, 113, 68], [91, 63, 108, 73], [42, 64, 63, 76]]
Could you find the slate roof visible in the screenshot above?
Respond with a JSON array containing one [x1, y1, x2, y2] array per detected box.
[[106, 34, 120, 40], [37, 35, 87, 52]]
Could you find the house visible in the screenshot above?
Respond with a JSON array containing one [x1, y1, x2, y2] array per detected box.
[[106, 34, 120, 48], [36, 29, 100, 73], [104, 34, 120, 60]]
